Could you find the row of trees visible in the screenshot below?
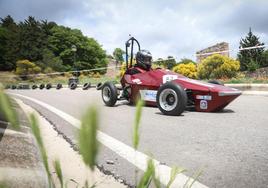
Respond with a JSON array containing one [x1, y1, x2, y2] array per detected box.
[[0, 15, 108, 74]]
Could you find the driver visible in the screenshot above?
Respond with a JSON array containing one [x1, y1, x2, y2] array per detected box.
[[136, 50, 152, 71], [127, 50, 152, 75]]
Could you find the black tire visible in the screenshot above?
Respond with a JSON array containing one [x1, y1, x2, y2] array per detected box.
[[101, 82, 118, 106], [11, 85, 17, 89], [83, 82, 91, 90], [70, 83, 77, 90], [39, 84, 45, 90], [32, 84, 38, 89], [156, 82, 187, 116], [208, 80, 224, 86], [56, 83, 62, 90], [96, 82, 103, 90], [46, 83, 52, 89]]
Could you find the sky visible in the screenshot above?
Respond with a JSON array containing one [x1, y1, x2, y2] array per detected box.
[[0, 0, 268, 61]]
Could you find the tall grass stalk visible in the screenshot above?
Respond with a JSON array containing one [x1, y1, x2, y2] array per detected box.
[[78, 106, 99, 186], [133, 100, 144, 150], [137, 158, 161, 188], [29, 114, 52, 188], [183, 168, 203, 188], [132, 100, 144, 185], [0, 87, 20, 130], [167, 166, 186, 188], [53, 159, 63, 188]]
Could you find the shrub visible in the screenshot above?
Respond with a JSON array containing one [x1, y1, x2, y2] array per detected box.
[[172, 63, 197, 79], [151, 63, 166, 70], [247, 59, 259, 72], [177, 58, 196, 65], [119, 62, 127, 77], [154, 57, 176, 69], [197, 54, 240, 79], [15, 60, 41, 79], [118, 60, 137, 77]]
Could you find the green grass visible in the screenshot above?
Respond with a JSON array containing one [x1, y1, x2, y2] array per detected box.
[[222, 77, 268, 84]]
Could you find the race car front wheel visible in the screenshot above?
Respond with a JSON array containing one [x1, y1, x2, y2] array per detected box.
[[102, 82, 117, 106], [156, 82, 187, 116]]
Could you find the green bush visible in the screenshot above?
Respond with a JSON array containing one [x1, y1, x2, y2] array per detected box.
[[15, 59, 41, 79], [247, 59, 259, 72], [197, 54, 240, 79], [172, 63, 197, 79]]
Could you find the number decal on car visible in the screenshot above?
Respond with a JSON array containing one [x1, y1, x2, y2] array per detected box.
[[163, 75, 178, 83]]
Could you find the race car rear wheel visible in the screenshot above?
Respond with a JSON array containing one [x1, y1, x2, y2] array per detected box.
[[156, 82, 187, 116], [102, 82, 117, 106]]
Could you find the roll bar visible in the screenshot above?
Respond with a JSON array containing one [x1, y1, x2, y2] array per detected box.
[[125, 37, 141, 70]]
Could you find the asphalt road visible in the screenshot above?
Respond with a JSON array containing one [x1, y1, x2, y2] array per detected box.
[[8, 89, 268, 188]]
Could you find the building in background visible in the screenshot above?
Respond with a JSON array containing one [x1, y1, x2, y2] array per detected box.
[[196, 42, 229, 63]]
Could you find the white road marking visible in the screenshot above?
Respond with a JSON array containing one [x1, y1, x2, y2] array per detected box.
[[242, 91, 268, 96], [9, 93, 208, 188]]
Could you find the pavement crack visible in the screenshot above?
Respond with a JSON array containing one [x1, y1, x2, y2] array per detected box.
[[32, 108, 134, 188]]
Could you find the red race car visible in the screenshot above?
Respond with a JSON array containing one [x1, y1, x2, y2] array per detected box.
[[99, 37, 241, 116]]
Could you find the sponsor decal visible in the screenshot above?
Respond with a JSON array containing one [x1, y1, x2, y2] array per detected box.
[[200, 100, 208, 109], [132, 78, 142, 84], [163, 75, 178, 83], [139, 90, 157, 102], [196, 95, 212, 100]]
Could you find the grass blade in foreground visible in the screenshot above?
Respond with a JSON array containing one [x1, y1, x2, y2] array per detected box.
[[133, 100, 144, 150], [53, 159, 63, 188], [30, 114, 52, 187], [0, 86, 20, 130], [137, 159, 154, 188], [79, 106, 98, 171], [183, 167, 203, 188], [167, 166, 186, 188]]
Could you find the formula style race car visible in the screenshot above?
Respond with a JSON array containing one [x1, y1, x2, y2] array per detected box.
[[98, 37, 241, 116]]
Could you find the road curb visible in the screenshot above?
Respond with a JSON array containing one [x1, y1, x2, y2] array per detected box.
[[0, 99, 48, 188]]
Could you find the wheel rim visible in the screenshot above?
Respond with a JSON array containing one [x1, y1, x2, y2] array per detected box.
[[159, 89, 178, 111], [103, 86, 111, 102]]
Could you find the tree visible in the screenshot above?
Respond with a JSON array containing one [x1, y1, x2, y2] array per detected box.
[[18, 16, 48, 62], [0, 15, 20, 70], [113, 48, 124, 66], [238, 28, 265, 71], [0, 15, 108, 74], [154, 56, 176, 69], [197, 54, 240, 79], [48, 26, 107, 73], [261, 50, 268, 68], [0, 27, 7, 70], [35, 48, 65, 72], [178, 58, 196, 65]]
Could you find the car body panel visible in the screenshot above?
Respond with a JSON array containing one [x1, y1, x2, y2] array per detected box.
[[120, 68, 241, 112]]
